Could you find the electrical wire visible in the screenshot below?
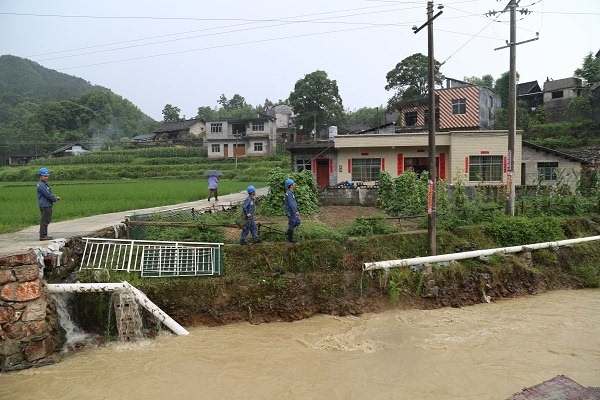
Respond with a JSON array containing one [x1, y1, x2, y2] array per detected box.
[[33, 8, 423, 62]]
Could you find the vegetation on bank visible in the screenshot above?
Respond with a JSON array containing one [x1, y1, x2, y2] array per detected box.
[[72, 215, 600, 337]]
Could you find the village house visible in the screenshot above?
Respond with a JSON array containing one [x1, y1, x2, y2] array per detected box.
[[205, 114, 277, 159], [50, 143, 92, 157], [7, 151, 40, 166], [521, 141, 589, 188], [152, 118, 206, 141], [517, 81, 544, 111], [542, 77, 586, 122]]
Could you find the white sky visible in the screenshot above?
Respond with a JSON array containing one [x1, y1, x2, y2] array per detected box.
[[1, 0, 599, 121]]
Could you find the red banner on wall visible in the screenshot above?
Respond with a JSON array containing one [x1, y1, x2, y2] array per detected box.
[[503, 156, 507, 173], [381, 158, 385, 171], [465, 157, 469, 173], [397, 153, 403, 175], [439, 153, 446, 180], [329, 158, 333, 174], [347, 159, 352, 173], [312, 159, 316, 172]]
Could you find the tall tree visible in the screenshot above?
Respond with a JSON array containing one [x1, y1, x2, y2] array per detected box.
[[217, 94, 247, 111], [162, 104, 181, 122], [494, 71, 520, 108], [196, 106, 217, 121], [464, 74, 494, 88], [385, 53, 444, 108], [288, 70, 344, 133], [574, 51, 600, 86]]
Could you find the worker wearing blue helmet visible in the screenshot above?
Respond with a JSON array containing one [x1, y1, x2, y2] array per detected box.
[[284, 178, 300, 242], [36, 167, 61, 241], [240, 185, 260, 245]]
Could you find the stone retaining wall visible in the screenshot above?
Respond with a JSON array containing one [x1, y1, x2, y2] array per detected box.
[[0, 252, 64, 371], [318, 187, 379, 207]]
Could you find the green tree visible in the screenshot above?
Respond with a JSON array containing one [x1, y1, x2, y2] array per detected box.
[[288, 70, 344, 133], [464, 74, 494, 88], [162, 104, 181, 122], [217, 94, 247, 110], [196, 106, 217, 121], [385, 53, 444, 108], [493, 71, 520, 107], [563, 94, 596, 121], [344, 106, 386, 127], [574, 51, 600, 86]]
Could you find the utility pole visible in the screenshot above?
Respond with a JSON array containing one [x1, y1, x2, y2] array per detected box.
[[414, 1, 443, 256], [492, 1, 538, 216], [313, 113, 317, 140]]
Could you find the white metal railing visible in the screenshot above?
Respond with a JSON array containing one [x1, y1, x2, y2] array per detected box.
[[364, 235, 600, 271], [80, 237, 223, 277], [47, 282, 189, 335]]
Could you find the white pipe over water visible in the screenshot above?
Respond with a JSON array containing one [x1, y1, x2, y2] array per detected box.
[[364, 235, 600, 271], [47, 281, 189, 336]]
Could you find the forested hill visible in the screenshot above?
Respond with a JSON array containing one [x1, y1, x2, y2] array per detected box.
[[0, 55, 156, 162]]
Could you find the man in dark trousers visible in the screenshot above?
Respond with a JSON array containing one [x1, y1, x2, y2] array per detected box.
[[284, 178, 300, 242], [36, 167, 61, 241], [240, 185, 260, 245]]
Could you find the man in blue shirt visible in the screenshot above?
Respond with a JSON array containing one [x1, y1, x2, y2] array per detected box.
[[36, 168, 61, 241], [207, 175, 219, 201], [284, 178, 300, 242], [240, 185, 260, 245]]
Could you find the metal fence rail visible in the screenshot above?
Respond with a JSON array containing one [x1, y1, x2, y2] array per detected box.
[[80, 237, 223, 277]]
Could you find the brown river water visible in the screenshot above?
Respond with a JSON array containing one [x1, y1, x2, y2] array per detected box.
[[1, 289, 599, 400]]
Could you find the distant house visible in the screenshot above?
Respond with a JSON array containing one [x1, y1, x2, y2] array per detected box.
[[7, 151, 40, 166], [51, 143, 91, 157], [517, 81, 543, 110], [542, 77, 585, 122], [521, 141, 589, 191], [131, 133, 158, 142], [395, 77, 501, 132], [153, 118, 206, 141], [265, 104, 295, 143], [205, 115, 278, 159]]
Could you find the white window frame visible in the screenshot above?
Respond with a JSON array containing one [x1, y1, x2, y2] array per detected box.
[[452, 98, 466, 115], [537, 162, 558, 181], [351, 158, 381, 182], [211, 123, 222, 133], [252, 122, 264, 132], [211, 144, 220, 153], [469, 155, 503, 182], [253, 142, 264, 152]]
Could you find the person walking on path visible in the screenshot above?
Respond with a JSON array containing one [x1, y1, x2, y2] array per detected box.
[[36, 167, 61, 241], [284, 178, 300, 242], [240, 185, 260, 245], [207, 175, 219, 201]]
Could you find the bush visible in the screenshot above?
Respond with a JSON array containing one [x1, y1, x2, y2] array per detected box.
[[485, 216, 565, 247]]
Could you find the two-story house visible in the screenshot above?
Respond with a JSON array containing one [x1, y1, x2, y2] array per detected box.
[[205, 114, 277, 159], [542, 77, 585, 122]]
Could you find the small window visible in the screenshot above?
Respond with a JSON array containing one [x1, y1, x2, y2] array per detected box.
[[211, 123, 222, 133], [404, 111, 417, 126], [551, 90, 564, 99], [254, 142, 263, 152], [296, 159, 312, 172], [211, 144, 220, 153], [252, 122, 264, 132], [537, 162, 558, 181], [452, 98, 466, 115], [469, 155, 503, 182], [351, 158, 381, 181]]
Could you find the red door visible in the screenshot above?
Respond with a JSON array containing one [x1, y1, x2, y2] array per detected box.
[[316, 159, 329, 188]]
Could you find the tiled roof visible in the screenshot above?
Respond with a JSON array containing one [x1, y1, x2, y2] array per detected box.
[[153, 118, 204, 133], [517, 81, 541, 96]]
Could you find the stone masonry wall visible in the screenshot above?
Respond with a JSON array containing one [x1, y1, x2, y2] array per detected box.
[[318, 187, 379, 207], [0, 252, 64, 371]]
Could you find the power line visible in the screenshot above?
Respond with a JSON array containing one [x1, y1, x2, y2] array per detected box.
[[34, 8, 423, 62], [27, 3, 408, 58]]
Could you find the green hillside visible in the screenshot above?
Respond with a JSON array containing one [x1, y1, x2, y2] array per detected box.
[[0, 55, 156, 164]]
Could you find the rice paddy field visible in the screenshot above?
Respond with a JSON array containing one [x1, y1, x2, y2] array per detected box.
[[0, 180, 264, 234]]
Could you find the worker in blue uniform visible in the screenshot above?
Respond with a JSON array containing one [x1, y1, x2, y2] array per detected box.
[[284, 178, 300, 242]]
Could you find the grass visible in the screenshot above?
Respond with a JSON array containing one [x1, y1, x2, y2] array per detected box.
[[0, 179, 265, 234]]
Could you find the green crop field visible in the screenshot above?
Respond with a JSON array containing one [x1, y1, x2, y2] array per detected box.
[[0, 180, 265, 234]]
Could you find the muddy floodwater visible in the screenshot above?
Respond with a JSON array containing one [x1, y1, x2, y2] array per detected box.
[[1, 289, 599, 400]]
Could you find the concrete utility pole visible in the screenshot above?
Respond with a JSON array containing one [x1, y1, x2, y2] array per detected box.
[[414, 1, 443, 256], [493, 0, 538, 216]]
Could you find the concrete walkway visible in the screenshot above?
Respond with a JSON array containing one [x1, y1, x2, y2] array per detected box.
[[0, 187, 268, 257]]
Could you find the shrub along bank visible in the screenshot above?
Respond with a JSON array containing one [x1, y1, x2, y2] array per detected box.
[[70, 216, 600, 336]]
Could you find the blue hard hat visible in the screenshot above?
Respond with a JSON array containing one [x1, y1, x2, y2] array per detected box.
[[285, 178, 294, 187], [247, 185, 256, 194], [38, 167, 50, 177]]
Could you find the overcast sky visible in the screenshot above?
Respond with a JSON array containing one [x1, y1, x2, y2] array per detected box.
[[1, 0, 598, 121]]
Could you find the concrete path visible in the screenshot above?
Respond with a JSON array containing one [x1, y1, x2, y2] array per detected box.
[[0, 187, 268, 257]]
